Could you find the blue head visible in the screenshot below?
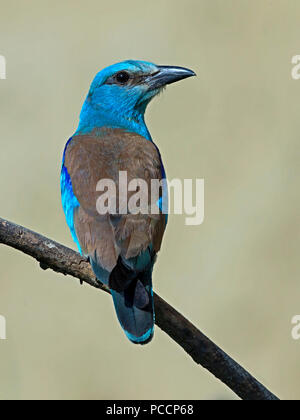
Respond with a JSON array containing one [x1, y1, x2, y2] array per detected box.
[[77, 60, 195, 139]]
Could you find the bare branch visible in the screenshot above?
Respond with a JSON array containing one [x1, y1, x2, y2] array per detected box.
[[0, 217, 279, 400]]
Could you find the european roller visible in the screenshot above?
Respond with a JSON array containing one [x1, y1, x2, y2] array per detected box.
[[61, 60, 195, 344]]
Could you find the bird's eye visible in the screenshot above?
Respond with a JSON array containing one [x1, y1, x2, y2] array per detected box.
[[115, 71, 130, 84]]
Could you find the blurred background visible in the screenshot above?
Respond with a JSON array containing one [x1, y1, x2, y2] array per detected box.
[[0, 0, 299, 400]]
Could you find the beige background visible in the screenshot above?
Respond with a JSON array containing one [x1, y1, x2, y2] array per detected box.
[[0, 0, 299, 400]]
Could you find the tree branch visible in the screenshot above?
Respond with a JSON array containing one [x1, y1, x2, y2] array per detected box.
[[0, 217, 279, 400]]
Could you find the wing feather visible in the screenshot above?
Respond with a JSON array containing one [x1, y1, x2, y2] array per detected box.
[[64, 127, 166, 273]]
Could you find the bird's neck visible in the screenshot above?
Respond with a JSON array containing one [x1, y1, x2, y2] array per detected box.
[[76, 100, 152, 141]]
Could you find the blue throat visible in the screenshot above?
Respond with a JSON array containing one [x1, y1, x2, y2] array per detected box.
[[75, 88, 153, 141]]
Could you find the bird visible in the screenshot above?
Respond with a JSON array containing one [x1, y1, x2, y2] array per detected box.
[[61, 60, 195, 344]]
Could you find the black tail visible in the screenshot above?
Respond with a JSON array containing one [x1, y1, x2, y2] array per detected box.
[[109, 259, 154, 344]]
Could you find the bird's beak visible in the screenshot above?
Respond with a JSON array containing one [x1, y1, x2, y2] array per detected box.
[[147, 65, 196, 90]]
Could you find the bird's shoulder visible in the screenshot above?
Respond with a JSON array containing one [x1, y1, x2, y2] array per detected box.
[[64, 127, 161, 171]]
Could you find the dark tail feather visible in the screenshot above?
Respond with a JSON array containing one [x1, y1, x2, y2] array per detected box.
[[110, 266, 155, 344]]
